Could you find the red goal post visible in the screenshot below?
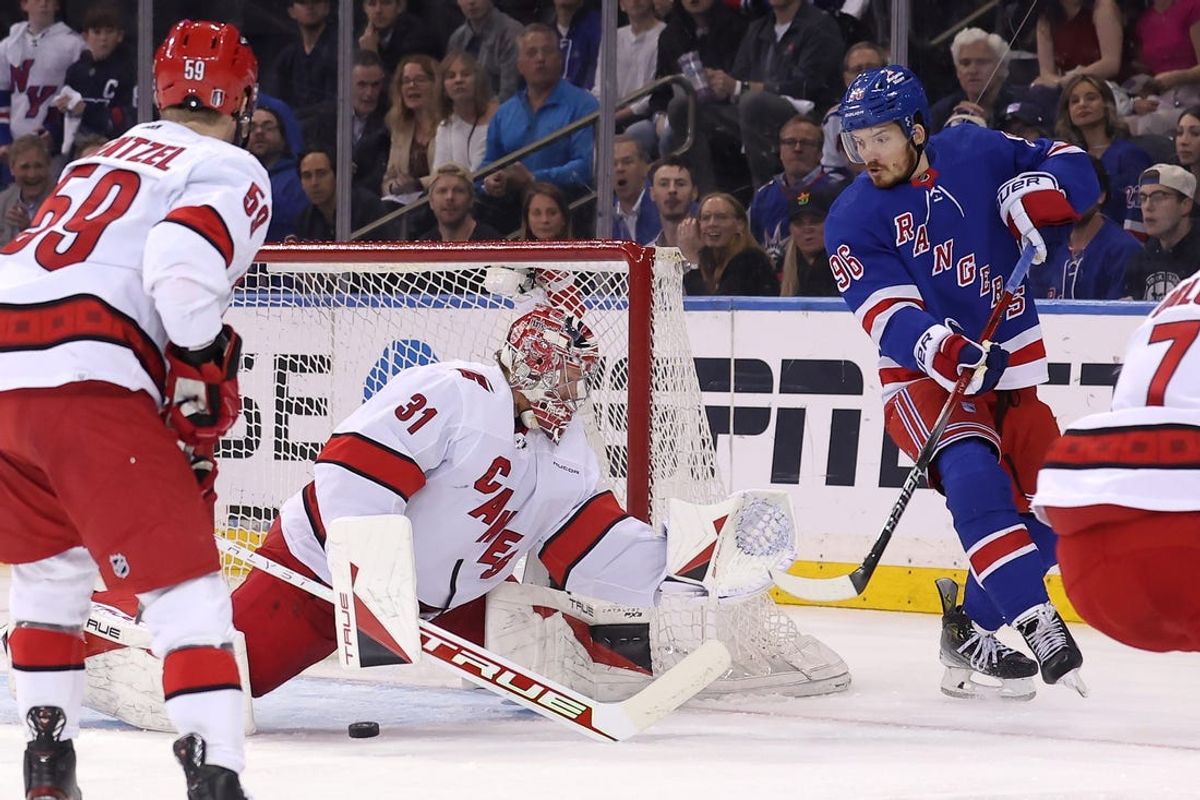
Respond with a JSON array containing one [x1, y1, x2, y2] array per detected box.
[[217, 240, 724, 565]]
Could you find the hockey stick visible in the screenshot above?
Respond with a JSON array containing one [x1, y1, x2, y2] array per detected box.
[[772, 244, 1037, 602], [217, 539, 731, 743]]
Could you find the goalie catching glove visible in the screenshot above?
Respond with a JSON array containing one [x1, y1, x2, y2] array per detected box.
[[915, 323, 1009, 396], [165, 324, 243, 446], [997, 171, 1079, 265]]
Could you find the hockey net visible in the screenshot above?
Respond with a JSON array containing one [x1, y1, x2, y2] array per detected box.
[[218, 241, 724, 575]]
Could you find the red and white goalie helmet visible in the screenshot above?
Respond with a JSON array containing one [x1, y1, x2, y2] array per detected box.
[[154, 20, 258, 142], [500, 304, 600, 442]]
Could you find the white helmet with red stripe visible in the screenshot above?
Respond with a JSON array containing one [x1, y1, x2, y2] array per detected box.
[[499, 304, 599, 442]]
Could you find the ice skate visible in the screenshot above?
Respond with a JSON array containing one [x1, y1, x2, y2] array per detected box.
[[23, 706, 81, 800], [935, 578, 1038, 701], [173, 734, 247, 800], [1014, 602, 1087, 697]]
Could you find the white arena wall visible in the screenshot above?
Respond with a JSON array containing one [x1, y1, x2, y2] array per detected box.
[[220, 296, 1153, 618]]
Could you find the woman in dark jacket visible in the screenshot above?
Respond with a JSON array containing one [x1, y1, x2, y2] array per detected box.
[[647, 0, 748, 121], [680, 193, 777, 296]]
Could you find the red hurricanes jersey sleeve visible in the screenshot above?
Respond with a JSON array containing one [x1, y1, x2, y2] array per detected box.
[[143, 142, 271, 348]]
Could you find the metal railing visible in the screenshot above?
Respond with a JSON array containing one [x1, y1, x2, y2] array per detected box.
[[351, 74, 697, 241]]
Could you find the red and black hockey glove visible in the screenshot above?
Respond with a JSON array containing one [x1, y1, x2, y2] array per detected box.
[[187, 443, 219, 508], [165, 324, 243, 447], [915, 323, 1010, 396], [997, 171, 1079, 265]]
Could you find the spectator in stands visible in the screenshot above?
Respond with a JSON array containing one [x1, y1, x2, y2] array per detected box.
[[678, 193, 777, 295], [294, 146, 394, 241], [449, 0, 525, 101], [1124, 164, 1200, 299], [612, 135, 660, 243], [55, 2, 134, 142], [999, 100, 1050, 142], [1056, 74, 1152, 237], [382, 55, 442, 198], [596, 0, 665, 158], [419, 161, 502, 240], [433, 50, 498, 172], [553, 0, 601, 90], [70, 131, 108, 161], [1032, 157, 1141, 299], [481, 25, 597, 201], [268, 0, 340, 127], [1174, 106, 1200, 205], [1128, 0, 1200, 137], [749, 114, 845, 267], [822, 40, 887, 174], [1033, 0, 1124, 88], [928, 28, 1025, 132], [648, 154, 698, 248], [351, 50, 392, 195], [0, 0, 83, 161], [359, 0, 439, 75], [249, 102, 309, 242], [520, 181, 573, 239], [668, 0, 844, 191], [649, 0, 747, 189], [0, 135, 51, 246], [778, 189, 839, 297]]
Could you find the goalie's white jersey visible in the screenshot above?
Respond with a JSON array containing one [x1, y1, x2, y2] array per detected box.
[[0, 120, 271, 402], [277, 360, 668, 610], [0, 21, 85, 138], [1035, 273, 1200, 513]]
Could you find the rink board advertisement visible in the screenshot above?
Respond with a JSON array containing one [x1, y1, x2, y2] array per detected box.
[[221, 298, 1150, 613]]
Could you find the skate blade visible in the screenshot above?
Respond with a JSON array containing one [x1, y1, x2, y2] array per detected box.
[[1055, 669, 1088, 698], [940, 667, 1036, 702]]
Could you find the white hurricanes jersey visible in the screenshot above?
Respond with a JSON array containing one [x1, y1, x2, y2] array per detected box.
[[1035, 273, 1200, 513], [0, 120, 272, 401], [0, 21, 85, 137], [278, 360, 667, 610]]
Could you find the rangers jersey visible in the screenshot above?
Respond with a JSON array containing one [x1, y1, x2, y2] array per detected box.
[[277, 360, 667, 611], [0, 120, 272, 401], [0, 21, 85, 139], [824, 124, 1099, 402], [1035, 273, 1200, 513]]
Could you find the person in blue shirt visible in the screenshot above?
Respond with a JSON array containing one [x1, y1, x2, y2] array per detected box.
[[748, 114, 845, 267], [1031, 156, 1142, 299], [480, 23, 597, 232], [1054, 74, 1153, 239], [611, 135, 661, 243], [827, 65, 1095, 700]]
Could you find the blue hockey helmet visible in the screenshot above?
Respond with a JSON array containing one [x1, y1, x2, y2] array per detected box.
[[839, 65, 930, 163]]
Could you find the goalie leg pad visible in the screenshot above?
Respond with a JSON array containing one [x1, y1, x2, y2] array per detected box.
[[486, 583, 851, 702]]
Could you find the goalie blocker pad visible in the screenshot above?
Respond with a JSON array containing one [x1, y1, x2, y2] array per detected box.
[[326, 515, 421, 670]]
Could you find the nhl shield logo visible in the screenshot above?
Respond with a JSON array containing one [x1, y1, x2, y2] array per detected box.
[[109, 554, 130, 580], [211, 88, 226, 107]]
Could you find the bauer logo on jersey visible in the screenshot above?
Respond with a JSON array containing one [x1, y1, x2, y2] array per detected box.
[[109, 553, 130, 580]]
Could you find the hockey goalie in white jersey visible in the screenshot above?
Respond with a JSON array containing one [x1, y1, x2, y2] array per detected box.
[[84, 302, 849, 730]]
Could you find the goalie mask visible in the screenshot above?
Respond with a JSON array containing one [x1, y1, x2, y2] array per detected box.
[[499, 305, 599, 443]]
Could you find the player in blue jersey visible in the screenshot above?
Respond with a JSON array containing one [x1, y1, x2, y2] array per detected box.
[[825, 65, 1097, 699]]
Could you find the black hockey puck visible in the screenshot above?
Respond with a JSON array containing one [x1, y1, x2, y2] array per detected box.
[[348, 721, 380, 739]]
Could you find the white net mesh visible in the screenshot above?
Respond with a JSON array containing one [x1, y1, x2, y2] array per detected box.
[[652, 593, 850, 697], [216, 242, 724, 580]]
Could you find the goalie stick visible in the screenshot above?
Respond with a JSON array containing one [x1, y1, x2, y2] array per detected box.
[[216, 539, 731, 743], [772, 244, 1037, 603]]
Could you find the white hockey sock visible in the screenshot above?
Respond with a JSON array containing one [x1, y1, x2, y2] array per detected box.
[[164, 685, 245, 773], [13, 657, 86, 741]]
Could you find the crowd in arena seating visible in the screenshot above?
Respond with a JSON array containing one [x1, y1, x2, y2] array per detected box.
[[3, 0, 1200, 301]]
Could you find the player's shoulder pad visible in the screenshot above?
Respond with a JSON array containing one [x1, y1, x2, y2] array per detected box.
[[826, 175, 886, 242]]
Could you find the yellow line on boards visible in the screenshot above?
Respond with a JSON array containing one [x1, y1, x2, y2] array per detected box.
[[771, 561, 1082, 624]]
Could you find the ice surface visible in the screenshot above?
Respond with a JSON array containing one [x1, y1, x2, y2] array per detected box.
[[0, 606, 1195, 799]]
